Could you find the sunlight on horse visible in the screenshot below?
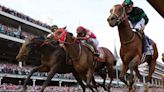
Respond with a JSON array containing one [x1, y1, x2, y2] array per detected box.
[[107, 4, 158, 92]]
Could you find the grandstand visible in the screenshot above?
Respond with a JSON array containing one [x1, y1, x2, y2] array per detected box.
[[0, 4, 164, 92]]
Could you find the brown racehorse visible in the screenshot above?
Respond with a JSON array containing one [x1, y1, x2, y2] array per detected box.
[[53, 28, 116, 92], [107, 4, 158, 91], [16, 37, 87, 92], [162, 53, 164, 62]]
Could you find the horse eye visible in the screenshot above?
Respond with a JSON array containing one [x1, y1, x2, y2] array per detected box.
[[57, 32, 62, 35]]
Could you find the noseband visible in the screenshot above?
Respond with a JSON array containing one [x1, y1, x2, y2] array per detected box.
[[111, 5, 127, 25]]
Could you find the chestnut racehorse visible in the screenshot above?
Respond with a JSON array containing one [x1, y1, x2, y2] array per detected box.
[[107, 4, 158, 91], [53, 28, 116, 92]]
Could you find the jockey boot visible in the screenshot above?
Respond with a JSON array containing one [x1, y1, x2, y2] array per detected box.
[[87, 41, 99, 57], [142, 33, 147, 46], [94, 47, 100, 57], [141, 32, 148, 53]]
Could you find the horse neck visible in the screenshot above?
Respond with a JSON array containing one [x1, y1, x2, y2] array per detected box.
[[39, 44, 56, 55], [118, 17, 134, 44], [65, 40, 80, 61]]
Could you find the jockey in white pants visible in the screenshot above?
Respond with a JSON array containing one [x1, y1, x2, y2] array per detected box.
[[122, 0, 153, 55]]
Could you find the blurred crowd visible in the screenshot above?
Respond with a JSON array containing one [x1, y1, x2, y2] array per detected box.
[[0, 63, 119, 80], [0, 23, 35, 39], [0, 63, 75, 80], [0, 84, 163, 92], [0, 84, 82, 92], [0, 4, 51, 29]]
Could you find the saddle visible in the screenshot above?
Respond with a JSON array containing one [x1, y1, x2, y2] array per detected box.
[[82, 43, 105, 62]]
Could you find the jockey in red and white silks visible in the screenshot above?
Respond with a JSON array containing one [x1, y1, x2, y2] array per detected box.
[[76, 26, 99, 56]]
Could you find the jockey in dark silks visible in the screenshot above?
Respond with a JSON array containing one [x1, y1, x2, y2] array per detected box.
[[122, 0, 153, 55], [47, 25, 58, 40], [76, 26, 99, 56]]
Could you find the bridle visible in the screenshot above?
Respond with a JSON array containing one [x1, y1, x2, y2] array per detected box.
[[111, 5, 135, 45], [54, 30, 82, 60], [111, 5, 128, 25]]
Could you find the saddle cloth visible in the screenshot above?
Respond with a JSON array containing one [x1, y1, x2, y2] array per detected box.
[[136, 32, 154, 63], [135, 32, 154, 55]]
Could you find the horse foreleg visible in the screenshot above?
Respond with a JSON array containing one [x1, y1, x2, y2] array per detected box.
[[22, 66, 42, 92], [40, 65, 58, 92], [73, 72, 86, 92], [86, 68, 94, 86], [86, 68, 97, 92], [128, 56, 139, 91], [134, 66, 143, 83], [107, 64, 114, 92], [119, 65, 129, 86], [97, 71, 107, 91], [146, 59, 156, 83]]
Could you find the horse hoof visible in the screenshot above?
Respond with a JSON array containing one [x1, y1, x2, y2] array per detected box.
[[21, 86, 27, 92], [21, 89, 26, 92], [129, 89, 135, 92], [107, 90, 111, 92], [107, 87, 111, 92], [144, 83, 149, 92]]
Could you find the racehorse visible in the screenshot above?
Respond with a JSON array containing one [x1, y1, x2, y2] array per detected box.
[[107, 4, 158, 91], [53, 28, 116, 92], [16, 37, 86, 92], [162, 53, 164, 62]]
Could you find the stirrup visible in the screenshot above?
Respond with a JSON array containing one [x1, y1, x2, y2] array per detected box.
[[94, 53, 99, 57]]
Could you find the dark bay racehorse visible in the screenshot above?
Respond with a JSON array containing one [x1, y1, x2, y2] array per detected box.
[[107, 4, 158, 91], [53, 28, 116, 92], [16, 37, 86, 92], [162, 53, 164, 62]]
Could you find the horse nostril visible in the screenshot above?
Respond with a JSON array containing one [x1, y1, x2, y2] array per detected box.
[[111, 17, 115, 20], [107, 18, 110, 22]]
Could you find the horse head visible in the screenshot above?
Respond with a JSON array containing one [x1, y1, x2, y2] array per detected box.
[[107, 4, 126, 27], [16, 36, 45, 62], [53, 27, 76, 44]]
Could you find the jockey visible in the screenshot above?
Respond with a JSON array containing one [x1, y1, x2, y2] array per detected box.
[[76, 26, 99, 56], [47, 25, 58, 39], [122, 0, 152, 54]]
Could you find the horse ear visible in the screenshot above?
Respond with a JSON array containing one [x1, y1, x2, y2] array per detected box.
[[63, 26, 67, 30], [68, 32, 73, 36]]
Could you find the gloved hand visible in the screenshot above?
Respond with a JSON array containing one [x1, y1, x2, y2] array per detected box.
[[76, 37, 84, 40], [140, 24, 145, 33]]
